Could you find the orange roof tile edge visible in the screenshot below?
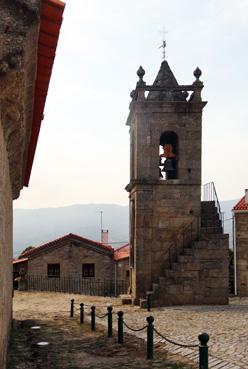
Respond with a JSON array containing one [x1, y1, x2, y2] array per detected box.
[[24, 0, 65, 186], [114, 252, 129, 261], [13, 258, 29, 264], [233, 196, 248, 211], [114, 243, 130, 261], [23, 233, 114, 257]]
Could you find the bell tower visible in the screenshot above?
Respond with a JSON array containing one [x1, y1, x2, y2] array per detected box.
[[126, 60, 207, 303]]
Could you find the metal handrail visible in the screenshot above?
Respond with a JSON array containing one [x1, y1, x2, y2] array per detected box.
[[167, 217, 199, 268], [203, 182, 224, 229]]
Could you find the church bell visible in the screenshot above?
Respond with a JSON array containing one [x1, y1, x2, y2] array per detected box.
[[162, 158, 174, 172]]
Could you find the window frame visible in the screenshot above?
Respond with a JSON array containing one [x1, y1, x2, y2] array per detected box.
[[82, 263, 95, 278], [47, 263, 60, 278]]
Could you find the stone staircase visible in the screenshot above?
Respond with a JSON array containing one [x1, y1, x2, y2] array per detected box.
[[143, 201, 229, 307]]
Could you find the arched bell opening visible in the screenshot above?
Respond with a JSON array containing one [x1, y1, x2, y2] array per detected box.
[[159, 131, 178, 180]]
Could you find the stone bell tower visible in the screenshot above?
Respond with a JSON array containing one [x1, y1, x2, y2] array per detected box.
[[126, 60, 207, 304]]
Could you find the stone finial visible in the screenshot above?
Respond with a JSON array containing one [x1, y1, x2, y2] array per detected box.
[[137, 65, 145, 80], [130, 90, 135, 99], [193, 67, 202, 81], [182, 91, 189, 100]]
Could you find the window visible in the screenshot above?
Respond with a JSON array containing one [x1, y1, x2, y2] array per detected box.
[[82, 263, 95, 278], [47, 264, 60, 278], [126, 270, 130, 278]]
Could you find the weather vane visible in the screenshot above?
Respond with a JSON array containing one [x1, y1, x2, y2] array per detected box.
[[159, 27, 168, 61]]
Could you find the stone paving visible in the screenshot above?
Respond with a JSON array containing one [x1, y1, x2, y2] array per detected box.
[[13, 292, 248, 369], [93, 297, 248, 369]]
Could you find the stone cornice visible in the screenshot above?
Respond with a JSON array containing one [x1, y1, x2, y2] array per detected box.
[[125, 179, 201, 192]]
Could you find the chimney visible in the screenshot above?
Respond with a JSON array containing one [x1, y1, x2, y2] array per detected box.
[[101, 229, 109, 244], [245, 189, 248, 203]]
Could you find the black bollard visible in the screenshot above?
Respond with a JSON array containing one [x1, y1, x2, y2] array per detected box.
[[117, 311, 124, 344], [198, 332, 209, 369], [80, 303, 84, 324], [70, 299, 74, 318], [147, 292, 151, 312], [107, 306, 113, 337], [146, 316, 154, 360], [91, 306, 96, 331]]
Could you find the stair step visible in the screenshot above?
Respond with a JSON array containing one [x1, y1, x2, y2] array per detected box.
[[201, 208, 218, 215], [183, 248, 194, 256], [201, 226, 222, 235], [178, 255, 195, 263], [201, 213, 220, 221], [201, 201, 215, 207], [201, 219, 222, 227], [194, 238, 228, 249], [171, 262, 181, 271], [164, 269, 175, 277]]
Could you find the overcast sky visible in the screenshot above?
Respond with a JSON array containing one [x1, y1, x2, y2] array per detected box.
[[14, 0, 248, 209]]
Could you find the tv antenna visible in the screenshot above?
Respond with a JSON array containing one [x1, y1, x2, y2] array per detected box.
[[159, 27, 168, 61], [96, 210, 103, 241]]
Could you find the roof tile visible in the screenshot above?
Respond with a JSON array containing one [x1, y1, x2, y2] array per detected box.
[[23, 233, 114, 257], [233, 196, 248, 211]]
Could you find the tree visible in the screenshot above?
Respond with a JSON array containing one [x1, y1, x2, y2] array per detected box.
[[18, 246, 34, 259]]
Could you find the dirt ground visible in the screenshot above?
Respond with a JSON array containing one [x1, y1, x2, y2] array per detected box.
[[8, 291, 196, 369]]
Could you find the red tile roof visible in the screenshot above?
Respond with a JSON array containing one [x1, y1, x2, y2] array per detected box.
[[24, 0, 65, 186], [233, 196, 248, 211], [22, 233, 114, 257], [13, 258, 28, 264], [114, 243, 130, 261]]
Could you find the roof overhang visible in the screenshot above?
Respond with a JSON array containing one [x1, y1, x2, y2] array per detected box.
[[24, 0, 65, 186]]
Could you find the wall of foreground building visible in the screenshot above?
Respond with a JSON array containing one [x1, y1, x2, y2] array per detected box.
[[0, 120, 13, 369], [235, 212, 248, 296]]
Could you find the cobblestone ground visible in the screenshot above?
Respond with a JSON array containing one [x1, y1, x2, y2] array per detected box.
[[13, 292, 248, 368]]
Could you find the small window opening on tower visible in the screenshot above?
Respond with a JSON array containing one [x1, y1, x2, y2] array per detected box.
[[159, 131, 177, 180]]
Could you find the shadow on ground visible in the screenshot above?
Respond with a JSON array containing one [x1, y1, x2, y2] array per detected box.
[[8, 315, 195, 369]]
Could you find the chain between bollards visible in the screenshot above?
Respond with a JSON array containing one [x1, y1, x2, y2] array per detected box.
[[198, 332, 209, 369], [80, 303, 84, 324], [70, 299, 74, 318], [91, 306, 96, 331], [107, 306, 113, 337], [146, 315, 154, 360], [117, 311, 124, 344]]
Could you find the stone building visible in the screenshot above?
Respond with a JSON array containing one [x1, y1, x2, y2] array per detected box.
[[14, 233, 130, 293], [21, 233, 115, 278], [125, 60, 229, 306], [233, 190, 248, 296], [0, 1, 65, 367], [114, 243, 130, 281]]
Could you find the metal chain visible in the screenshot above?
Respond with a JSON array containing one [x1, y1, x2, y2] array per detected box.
[[153, 327, 198, 348], [95, 313, 108, 319], [123, 321, 147, 332]]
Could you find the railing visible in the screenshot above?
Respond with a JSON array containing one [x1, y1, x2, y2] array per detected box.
[[167, 217, 200, 268], [26, 276, 127, 297], [69, 299, 209, 368], [203, 181, 224, 229]]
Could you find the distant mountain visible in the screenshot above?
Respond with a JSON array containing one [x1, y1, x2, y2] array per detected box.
[[13, 199, 238, 258], [13, 204, 129, 258]]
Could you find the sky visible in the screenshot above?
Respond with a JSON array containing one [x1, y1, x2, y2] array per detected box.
[[14, 0, 248, 209]]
